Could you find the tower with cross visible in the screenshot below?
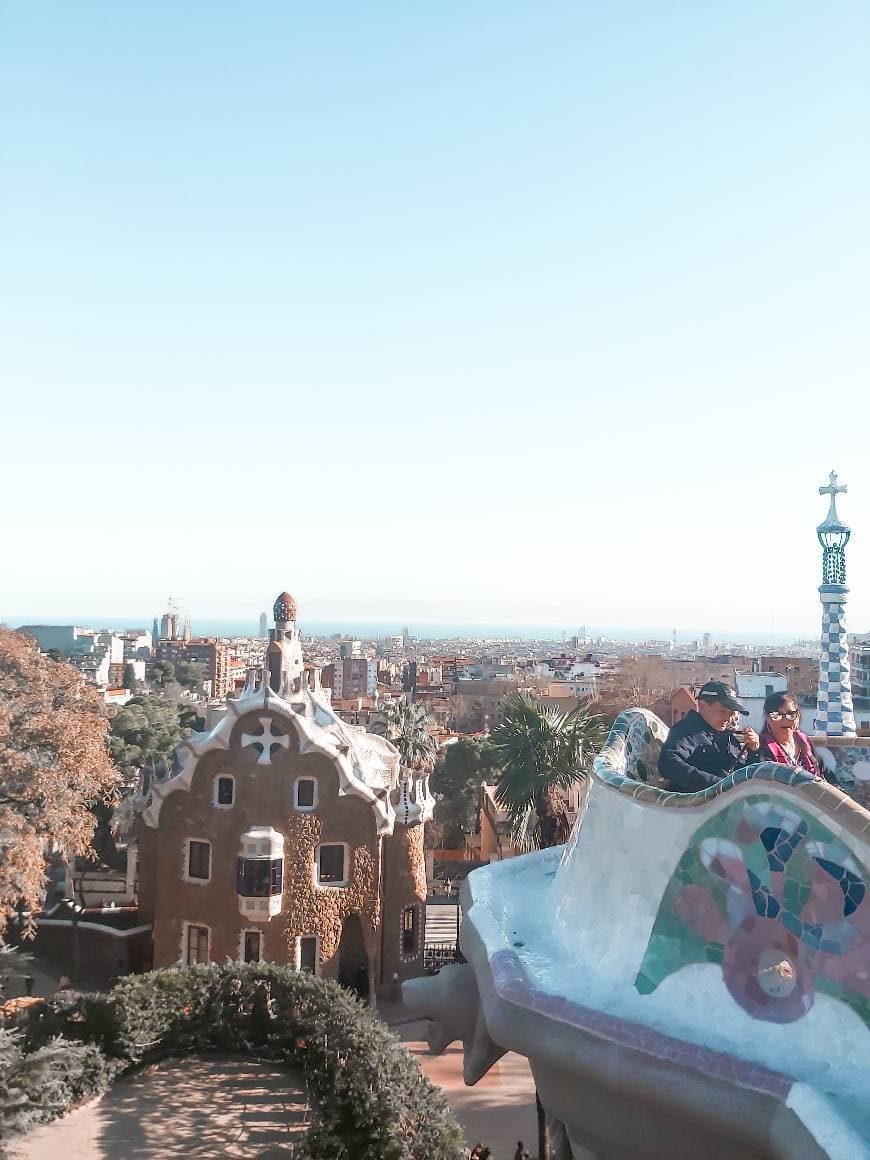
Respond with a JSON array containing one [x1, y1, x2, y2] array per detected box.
[[814, 471, 856, 736]]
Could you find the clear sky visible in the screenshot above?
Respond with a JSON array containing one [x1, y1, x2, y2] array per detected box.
[[2, 3, 868, 635]]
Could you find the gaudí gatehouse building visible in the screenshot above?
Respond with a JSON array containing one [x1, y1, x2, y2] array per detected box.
[[136, 591, 435, 1001]]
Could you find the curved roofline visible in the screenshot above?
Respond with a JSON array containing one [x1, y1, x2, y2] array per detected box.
[[140, 682, 399, 833]]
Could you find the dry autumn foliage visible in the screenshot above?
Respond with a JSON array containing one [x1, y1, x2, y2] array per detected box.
[[0, 626, 119, 935]]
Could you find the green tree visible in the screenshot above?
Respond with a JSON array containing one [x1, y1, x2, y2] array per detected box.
[[108, 695, 193, 789], [122, 664, 140, 693], [150, 660, 175, 690], [370, 699, 436, 768], [174, 660, 205, 690], [430, 738, 501, 847], [490, 692, 605, 851], [488, 692, 605, 1160], [178, 703, 203, 732]]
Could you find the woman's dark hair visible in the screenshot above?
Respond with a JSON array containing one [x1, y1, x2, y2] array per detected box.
[[763, 691, 797, 717]]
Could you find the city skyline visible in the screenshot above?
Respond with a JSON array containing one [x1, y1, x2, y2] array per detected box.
[[2, 610, 828, 647], [3, 5, 868, 630]]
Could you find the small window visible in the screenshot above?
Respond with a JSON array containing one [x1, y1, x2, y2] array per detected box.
[[186, 924, 209, 964], [317, 844, 346, 885], [298, 935, 318, 974], [294, 778, 317, 810], [187, 840, 211, 881], [237, 857, 283, 897], [243, 930, 262, 963], [216, 776, 235, 806], [402, 905, 418, 956]]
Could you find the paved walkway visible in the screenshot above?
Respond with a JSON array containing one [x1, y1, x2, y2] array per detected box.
[[11, 1036, 537, 1159], [411, 1041, 538, 1158], [390, 1009, 538, 1159], [10, 1057, 311, 1159], [10, 988, 540, 1160]]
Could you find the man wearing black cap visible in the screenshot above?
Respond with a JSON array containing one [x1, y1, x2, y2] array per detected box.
[[658, 681, 760, 793]]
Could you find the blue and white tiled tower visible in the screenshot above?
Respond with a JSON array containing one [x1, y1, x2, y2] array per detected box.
[[814, 470, 856, 736]]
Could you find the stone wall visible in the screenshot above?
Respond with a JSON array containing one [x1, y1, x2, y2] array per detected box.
[[381, 822, 427, 986]]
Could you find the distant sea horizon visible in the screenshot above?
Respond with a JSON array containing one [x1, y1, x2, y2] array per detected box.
[[5, 615, 815, 646]]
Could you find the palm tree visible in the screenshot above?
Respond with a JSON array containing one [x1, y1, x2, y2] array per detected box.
[[370, 699, 436, 769], [488, 692, 605, 1160], [490, 692, 605, 850]]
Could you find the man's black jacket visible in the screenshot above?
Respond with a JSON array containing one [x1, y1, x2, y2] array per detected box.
[[658, 709, 759, 793]]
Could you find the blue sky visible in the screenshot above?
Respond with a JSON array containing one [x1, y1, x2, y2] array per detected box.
[[2, 3, 868, 634]]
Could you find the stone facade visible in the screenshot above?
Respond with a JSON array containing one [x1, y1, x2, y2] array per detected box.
[[136, 592, 434, 999]]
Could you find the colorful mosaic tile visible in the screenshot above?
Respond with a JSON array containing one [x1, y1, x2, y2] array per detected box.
[[597, 709, 669, 786], [636, 795, 869, 1027], [815, 745, 870, 810]]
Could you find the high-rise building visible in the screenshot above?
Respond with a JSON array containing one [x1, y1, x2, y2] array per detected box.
[[327, 657, 378, 700], [159, 600, 180, 641], [259, 612, 268, 638]]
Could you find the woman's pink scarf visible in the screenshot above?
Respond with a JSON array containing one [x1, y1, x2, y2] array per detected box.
[[760, 727, 818, 774]]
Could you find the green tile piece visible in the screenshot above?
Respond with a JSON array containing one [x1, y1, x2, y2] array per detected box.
[[743, 840, 772, 888]]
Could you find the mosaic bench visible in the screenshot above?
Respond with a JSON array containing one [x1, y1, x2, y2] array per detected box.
[[405, 707, 870, 1158]]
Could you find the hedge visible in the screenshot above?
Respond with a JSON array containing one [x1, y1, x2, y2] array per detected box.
[[0, 1029, 119, 1139], [1, 963, 465, 1159]]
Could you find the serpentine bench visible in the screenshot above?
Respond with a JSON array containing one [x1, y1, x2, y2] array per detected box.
[[405, 708, 870, 1159]]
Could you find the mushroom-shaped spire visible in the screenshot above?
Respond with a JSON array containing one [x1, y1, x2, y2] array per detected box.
[[273, 591, 298, 625]]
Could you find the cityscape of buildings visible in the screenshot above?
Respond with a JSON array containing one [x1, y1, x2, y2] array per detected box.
[[4, 6, 867, 1153], [3, 473, 868, 1157], [15, 605, 870, 737]]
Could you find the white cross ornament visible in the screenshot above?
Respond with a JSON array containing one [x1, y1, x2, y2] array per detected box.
[[241, 717, 290, 765]]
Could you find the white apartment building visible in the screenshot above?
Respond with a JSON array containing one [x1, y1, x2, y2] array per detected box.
[[122, 629, 153, 659], [734, 671, 788, 733]]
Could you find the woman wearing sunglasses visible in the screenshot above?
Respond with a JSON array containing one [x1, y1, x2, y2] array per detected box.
[[757, 692, 836, 782]]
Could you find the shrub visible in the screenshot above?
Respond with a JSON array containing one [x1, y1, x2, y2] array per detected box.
[[10, 992, 116, 1055], [3, 965, 465, 1159], [0, 1028, 119, 1140]]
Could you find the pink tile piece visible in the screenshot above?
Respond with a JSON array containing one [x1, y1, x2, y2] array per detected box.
[[674, 885, 729, 942]]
